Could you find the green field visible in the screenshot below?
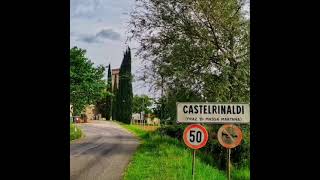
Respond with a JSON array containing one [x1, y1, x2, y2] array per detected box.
[[119, 124, 250, 180]]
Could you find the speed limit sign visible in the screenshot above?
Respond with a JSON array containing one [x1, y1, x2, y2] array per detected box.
[[183, 124, 208, 149]]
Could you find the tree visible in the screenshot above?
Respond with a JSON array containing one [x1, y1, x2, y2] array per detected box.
[[112, 75, 118, 120], [129, 0, 250, 111], [70, 47, 107, 116], [128, 0, 250, 169], [116, 47, 133, 123], [96, 84, 112, 118], [133, 95, 153, 114], [106, 64, 112, 120]]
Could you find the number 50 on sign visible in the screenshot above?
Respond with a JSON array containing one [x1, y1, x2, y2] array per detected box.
[[183, 124, 208, 149]]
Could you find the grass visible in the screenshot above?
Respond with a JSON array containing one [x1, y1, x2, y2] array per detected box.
[[232, 167, 250, 180], [121, 124, 149, 138], [70, 123, 83, 141], [119, 124, 230, 180]]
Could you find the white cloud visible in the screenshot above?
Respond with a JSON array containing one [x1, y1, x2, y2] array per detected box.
[[70, 0, 167, 97], [76, 28, 121, 43], [96, 29, 121, 40]]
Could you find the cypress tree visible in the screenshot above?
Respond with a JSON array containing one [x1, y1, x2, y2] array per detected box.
[[106, 64, 112, 120], [116, 51, 125, 122], [112, 74, 118, 120], [117, 47, 133, 123], [125, 47, 133, 124]]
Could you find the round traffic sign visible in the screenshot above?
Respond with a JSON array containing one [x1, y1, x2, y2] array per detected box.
[[217, 124, 243, 149], [183, 124, 208, 149]]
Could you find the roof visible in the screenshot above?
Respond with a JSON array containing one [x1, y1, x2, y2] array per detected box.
[[112, 68, 120, 75]]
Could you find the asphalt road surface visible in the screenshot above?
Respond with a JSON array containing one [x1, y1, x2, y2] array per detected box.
[[70, 120, 139, 180]]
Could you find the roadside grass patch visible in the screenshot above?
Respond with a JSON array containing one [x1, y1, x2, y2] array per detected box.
[[120, 124, 227, 180], [121, 124, 149, 139], [231, 167, 250, 180], [70, 123, 83, 141]]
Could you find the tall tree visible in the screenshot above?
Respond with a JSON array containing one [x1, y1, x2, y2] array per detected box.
[[112, 74, 118, 120], [128, 0, 250, 168], [106, 64, 112, 120], [117, 47, 133, 123], [70, 47, 107, 116], [129, 0, 249, 122]]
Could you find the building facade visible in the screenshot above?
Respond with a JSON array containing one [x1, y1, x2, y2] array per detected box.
[[112, 68, 120, 91], [70, 68, 120, 121]]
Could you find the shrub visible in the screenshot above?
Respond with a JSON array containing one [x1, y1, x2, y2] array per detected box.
[[70, 123, 83, 141], [157, 124, 250, 170], [157, 124, 186, 139], [203, 124, 250, 170]]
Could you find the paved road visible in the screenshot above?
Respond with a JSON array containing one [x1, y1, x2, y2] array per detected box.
[[70, 120, 139, 180]]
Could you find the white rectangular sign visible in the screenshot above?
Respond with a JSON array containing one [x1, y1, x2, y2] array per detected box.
[[177, 102, 250, 124]]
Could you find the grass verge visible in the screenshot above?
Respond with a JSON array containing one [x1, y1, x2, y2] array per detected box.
[[119, 124, 230, 180], [120, 124, 149, 138], [232, 167, 250, 180], [70, 123, 83, 141]]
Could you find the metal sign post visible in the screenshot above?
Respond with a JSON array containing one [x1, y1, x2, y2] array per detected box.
[[177, 102, 249, 180], [217, 124, 243, 180], [183, 124, 208, 180], [228, 148, 231, 180], [192, 149, 196, 180]]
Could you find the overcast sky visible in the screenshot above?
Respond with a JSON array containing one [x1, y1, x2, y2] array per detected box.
[[70, 0, 149, 96], [70, 0, 250, 97]]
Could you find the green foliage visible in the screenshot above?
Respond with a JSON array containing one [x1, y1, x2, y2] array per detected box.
[[231, 124, 250, 168], [121, 125, 228, 180], [120, 124, 149, 139], [132, 95, 153, 114], [70, 47, 108, 115], [157, 124, 187, 139], [95, 83, 113, 119], [106, 64, 112, 120], [116, 47, 133, 123], [70, 123, 83, 141], [157, 124, 250, 170], [232, 167, 250, 180], [129, 0, 250, 121], [128, 0, 250, 170], [112, 74, 118, 120], [153, 87, 203, 124]]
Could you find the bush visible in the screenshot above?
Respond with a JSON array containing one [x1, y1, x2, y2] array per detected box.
[[231, 124, 250, 168], [157, 124, 187, 139], [157, 124, 250, 170], [203, 124, 250, 170], [70, 123, 83, 141], [232, 167, 250, 180]]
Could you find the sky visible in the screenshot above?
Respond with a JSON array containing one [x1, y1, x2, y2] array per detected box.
[[70, 0, 250, 97], [70, 0, 149, 96]]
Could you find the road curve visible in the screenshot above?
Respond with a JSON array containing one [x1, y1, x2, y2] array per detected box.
[[70, 120, 139, 180]]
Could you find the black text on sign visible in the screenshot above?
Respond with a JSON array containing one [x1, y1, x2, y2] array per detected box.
[[183, 124, 208, 149], [177, 102, 250, 124]]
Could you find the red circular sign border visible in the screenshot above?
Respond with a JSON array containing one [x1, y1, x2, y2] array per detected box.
[[217, 124, 243, 149], [183, 124, 208, 149]]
